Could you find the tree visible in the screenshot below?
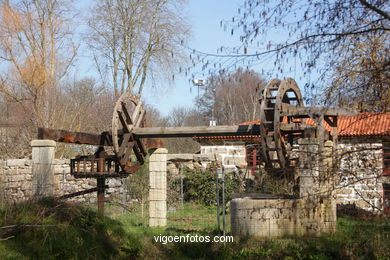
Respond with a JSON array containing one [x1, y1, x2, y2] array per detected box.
[[0, 0, 78, 127], [326, 31, 389, 111], [196, 68, 266, 125], [191, 0, 389, 111], [87, 0, 190, 98]]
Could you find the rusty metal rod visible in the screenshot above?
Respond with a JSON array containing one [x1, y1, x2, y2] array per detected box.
[[58, 185, 108, 200]]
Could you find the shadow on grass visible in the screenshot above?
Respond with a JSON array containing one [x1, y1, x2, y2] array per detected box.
[[0, 197, 140, 259]]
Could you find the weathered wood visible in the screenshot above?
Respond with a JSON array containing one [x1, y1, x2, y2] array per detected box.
[[131, 125, 261, 138], [38, 125, 263, 145], [280, 104, 357, 117], [280, 123, 317, 132]]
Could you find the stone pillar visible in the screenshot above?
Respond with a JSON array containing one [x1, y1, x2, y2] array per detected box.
[[149, 148, 167, 227], [31, 140, 56, 197], [298, 138, 320, 198]]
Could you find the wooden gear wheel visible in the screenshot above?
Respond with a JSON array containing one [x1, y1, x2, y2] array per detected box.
[[112, 92, 147, 173], [258, 78, 304, 172]]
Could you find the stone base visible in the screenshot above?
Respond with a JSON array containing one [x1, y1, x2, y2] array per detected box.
[[230, 196, 336, 237]]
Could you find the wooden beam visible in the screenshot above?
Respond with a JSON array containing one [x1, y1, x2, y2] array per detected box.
[[38, 125, 262, 145], [131, 125, 261, 138], [280, 104, 357, 117], [280, 123, 318, 132]]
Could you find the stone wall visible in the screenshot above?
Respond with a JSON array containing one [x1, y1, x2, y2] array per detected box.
[[200, 141, 247, 170], [166, 154, 215, 175], [334, 139, 389, 212], [231, 197, 336, 237], [0, 158, 123, 204]]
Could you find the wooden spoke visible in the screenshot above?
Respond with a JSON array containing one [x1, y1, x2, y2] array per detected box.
[[112, 92, 146, 173]]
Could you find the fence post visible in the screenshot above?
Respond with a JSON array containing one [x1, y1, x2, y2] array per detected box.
[[216, 167, 220, 235], [149, 148, 167, 227], [31, 140, 56, 198]]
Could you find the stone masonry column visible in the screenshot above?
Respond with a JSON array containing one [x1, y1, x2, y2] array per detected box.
[[149, 148, 167, 227], [298, 138, 320, 198], [31, 140, 56, 198]]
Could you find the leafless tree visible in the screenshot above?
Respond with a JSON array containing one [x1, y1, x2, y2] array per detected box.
[[0, 0, 78, 127], [86, 0, 190, 98], [196, 68, 266, 125]]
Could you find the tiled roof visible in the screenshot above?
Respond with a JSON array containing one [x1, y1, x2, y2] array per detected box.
[[193, 112, 390, 141], [328, 112, 389, 137]]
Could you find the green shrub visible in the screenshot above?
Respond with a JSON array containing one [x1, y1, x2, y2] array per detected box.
[[183, 168, 240, 206]]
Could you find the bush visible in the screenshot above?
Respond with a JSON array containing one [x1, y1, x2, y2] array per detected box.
[[183, 168, 239, 206]]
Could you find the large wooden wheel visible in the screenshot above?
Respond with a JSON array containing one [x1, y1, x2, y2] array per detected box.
[[112, 92, 146, 173], [259, 78, 303, 171]]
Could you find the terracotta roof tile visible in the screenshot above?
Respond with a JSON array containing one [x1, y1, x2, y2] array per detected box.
[[327, 112, 389, 137]]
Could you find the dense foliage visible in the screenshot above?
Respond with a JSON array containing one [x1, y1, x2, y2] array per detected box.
[[183, 168, 240, 206]]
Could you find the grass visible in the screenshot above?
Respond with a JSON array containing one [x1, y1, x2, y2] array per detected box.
[[0, 198, 389, 259]]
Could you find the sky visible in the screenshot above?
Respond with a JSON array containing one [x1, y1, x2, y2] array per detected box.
[[143, 0, 244, 116], [74, 0, 307, 116]]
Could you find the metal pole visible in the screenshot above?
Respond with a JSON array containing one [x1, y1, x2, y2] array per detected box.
[[180, 164, 184, 210], [216, 167, 220, 236], [97, 158, 105, 215], [222, 166, 226, 236]]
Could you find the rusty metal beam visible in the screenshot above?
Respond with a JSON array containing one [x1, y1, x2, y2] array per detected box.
[[38, 128, 112, 146], [58, 185, 108, 200]]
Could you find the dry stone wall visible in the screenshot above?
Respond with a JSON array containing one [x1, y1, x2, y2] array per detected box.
[[334, 139, 389, 211], [0, 158, 123, 204], [200, 141, 247, 170]]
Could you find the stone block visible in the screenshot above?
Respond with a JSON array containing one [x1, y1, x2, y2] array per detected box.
[[150, 148, 168, 155], [167, 154, 193, 161], [336, 188, 353, 194], [31, 140, 56, 147], [9, 175, 25, 182], [6, 159, 26, 167], [54, 159, 67, 165], [32, 147, 55, 164], [149, 175, 167, 189], [7, 181, 21, 188], [269, 219, 295, 237], [149, 201, 167, 217], [149, 162, 164, 172], [249, 219, 270, 237], [193, 154, 214, 162], [223, 156, 246, 167], [149, 189, 167, 201], [149, 171, 166, 181], [107, 178, 121, 187], [32, 164, 55, 197]]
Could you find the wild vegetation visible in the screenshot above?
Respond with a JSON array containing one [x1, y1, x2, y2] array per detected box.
[[0, 198, 389, 259]]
